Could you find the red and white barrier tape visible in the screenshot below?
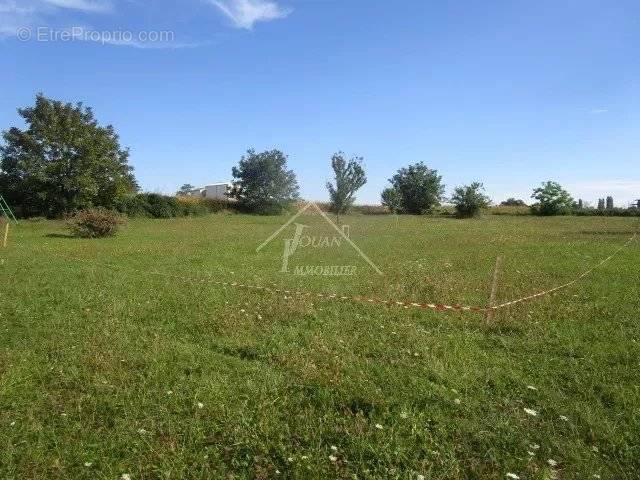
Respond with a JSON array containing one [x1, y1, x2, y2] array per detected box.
[[66, 232, 636, 314], [494, 232, 637, 309]]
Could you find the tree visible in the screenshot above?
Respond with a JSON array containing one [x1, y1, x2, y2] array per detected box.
[[381, 187, 402, 213], [531, 181, 574, 216], [606, 196, 614, 210], [177, 184, 195, 196], [0, 94, 137, 218], [598, 198, 605, 210], [384, 162, 444, 214], [577, 199, 584, 209], [326, 152, 366, 218], [500, 198, 527, 207], [229, 149, 299, 215], [451, 182, 491, 218]]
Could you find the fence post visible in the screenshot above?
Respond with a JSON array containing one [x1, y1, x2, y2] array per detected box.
[[486, 255, 504, 321]]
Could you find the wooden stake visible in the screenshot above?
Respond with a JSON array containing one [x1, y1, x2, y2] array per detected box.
[[2, 222, 9, 248], [486, 255, 504, 321]]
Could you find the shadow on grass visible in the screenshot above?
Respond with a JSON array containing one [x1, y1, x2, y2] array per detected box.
[[44, 233, 76, 239], [578, 230, 638, 236]]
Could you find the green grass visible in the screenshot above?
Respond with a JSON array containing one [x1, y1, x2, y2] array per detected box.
[[1, 213, 639, 479]]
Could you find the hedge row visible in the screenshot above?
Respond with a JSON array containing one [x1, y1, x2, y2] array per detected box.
[[114, 194, 235, 218]]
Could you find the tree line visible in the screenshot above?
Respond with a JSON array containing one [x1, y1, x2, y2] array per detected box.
[[1, 95, 637, 219]]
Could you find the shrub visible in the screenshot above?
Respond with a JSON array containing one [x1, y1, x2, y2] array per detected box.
[[500, 198, 527, 207], [114, 195, 152, 217], [451, 182, 491, 218], [66, 209, 122, 238]]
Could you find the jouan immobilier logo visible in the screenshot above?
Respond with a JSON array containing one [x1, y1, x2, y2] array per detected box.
[[256, 202, 383, 276]]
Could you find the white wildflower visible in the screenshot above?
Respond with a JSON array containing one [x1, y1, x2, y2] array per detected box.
[[84, 462, 93, 467], [506, 474, 520, 479], [527, 385, 538, 391], [121, 475, 131, 480], [417, 475, 425, 480], [454, 398, 461, 405], [524, 408, 538, 416], [329, 455, 338, 462], [375, 423, 383, 429], [547, 459, 558, 467], [166, 390, 173, 395], [137, 429, 147, 435], [529, 444, 540, 450], [330, 445, 338, 451], [287, 457, 294, 462], [559, 415, 568, 421], [400, 412, 409, 419], [197, 402, 204, 409], [528, 451, 535, 456]]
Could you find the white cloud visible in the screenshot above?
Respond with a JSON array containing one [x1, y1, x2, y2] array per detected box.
[[42, 0, 112, 13], [209, 0, 291, 29], [0, 1, 35, 14], [589, 108, 608, 115]]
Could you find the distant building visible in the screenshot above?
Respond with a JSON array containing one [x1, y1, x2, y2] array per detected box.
[[186, 183, 230, 200]]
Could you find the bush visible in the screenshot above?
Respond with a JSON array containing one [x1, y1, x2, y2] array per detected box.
[[573, 207, 640, 217], [114, 193, 236, 218], [451, 182, 491, 218], [500, 198, 527, 207], [66, 209, 122, 238]]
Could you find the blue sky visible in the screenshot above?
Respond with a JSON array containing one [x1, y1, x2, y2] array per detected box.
[[1, 0, 639, 206]]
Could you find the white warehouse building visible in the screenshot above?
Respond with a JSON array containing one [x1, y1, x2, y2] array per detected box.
[[187, 183, 231, 200]]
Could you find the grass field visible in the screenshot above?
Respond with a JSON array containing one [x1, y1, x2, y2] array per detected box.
[[1, 213, 639, 479]]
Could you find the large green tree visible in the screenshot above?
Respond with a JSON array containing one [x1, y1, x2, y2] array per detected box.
[[326, 152, 367, 218], [0, 94, 137, 218], [229, 149, 299, 215], [383, 162, 444, 214]]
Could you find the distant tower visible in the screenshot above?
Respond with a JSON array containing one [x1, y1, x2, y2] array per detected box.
[[578, 199, 583, 209]]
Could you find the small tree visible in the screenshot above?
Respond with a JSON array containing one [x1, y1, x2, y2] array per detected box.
[[500, 198, 526, 207], [531, 181, 574, 216], [381, 187, 402, 213], [177, 184, 195, 196], [598, 198, 605, 210], [229, 149, 299, 215], [384, 162, 444, 214], [606, 196, 614, 210], [451, 182, 491, 218], [326, 152, 366, 219], [577, 199, 584, 209]]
